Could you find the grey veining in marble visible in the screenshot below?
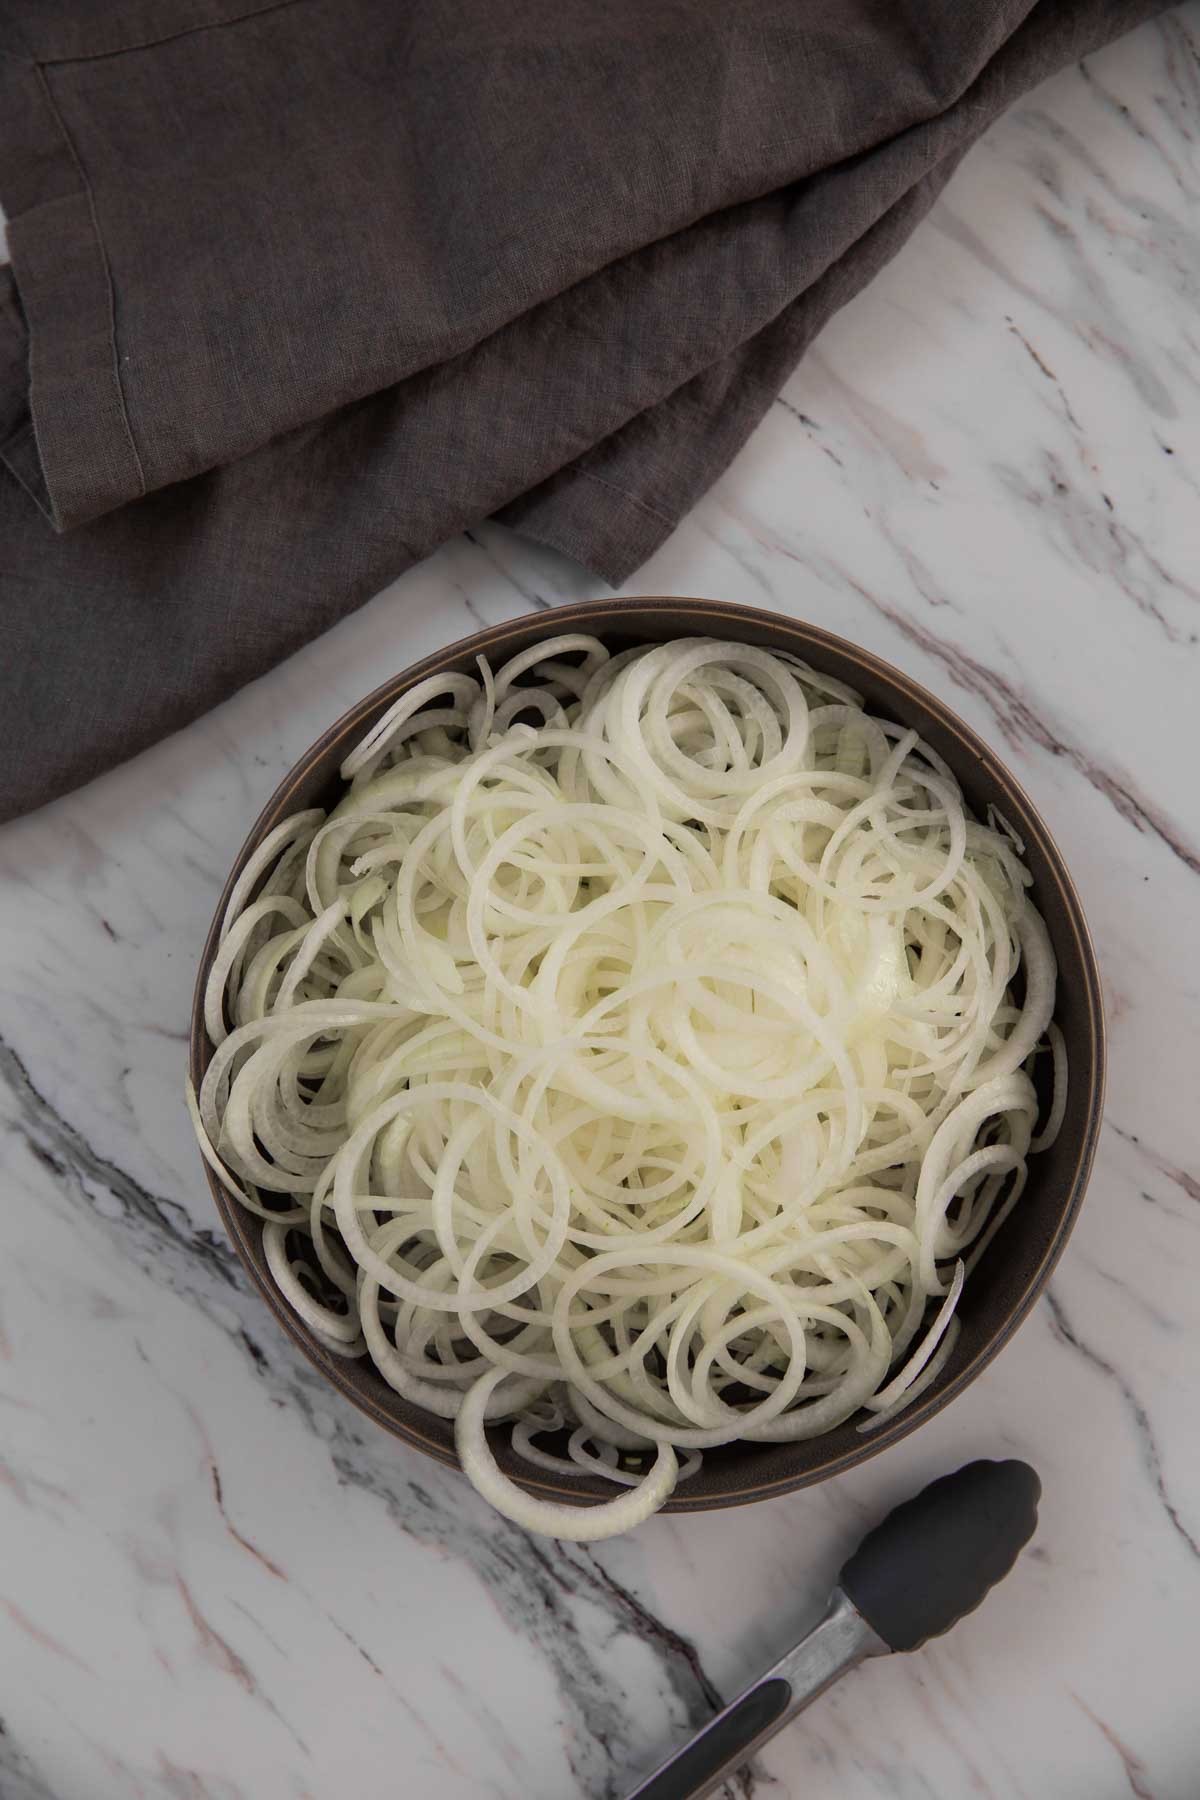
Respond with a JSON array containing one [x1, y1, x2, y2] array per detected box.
[[2, 14, 1199, 1799]]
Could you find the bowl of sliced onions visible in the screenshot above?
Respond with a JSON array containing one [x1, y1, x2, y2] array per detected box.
[[189, 598, 1102, 1539]]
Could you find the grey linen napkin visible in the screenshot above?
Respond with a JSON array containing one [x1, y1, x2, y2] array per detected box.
[[0, 0, 1169, 821]]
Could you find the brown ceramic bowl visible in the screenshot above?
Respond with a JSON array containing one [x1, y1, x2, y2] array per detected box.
[[190, 597, 1103, 1512]]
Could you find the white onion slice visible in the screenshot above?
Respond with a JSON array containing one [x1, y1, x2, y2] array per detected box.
[[456, 1367, 679, 1539]]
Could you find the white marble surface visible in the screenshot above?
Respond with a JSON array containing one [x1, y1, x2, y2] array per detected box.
[[3, 14, 1200, 1799]]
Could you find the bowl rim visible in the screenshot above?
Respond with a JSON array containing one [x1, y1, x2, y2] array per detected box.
[[189, 595, 1105, 1511]]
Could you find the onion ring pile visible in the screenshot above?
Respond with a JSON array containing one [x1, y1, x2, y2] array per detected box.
[[190, 636, 1060, 1539]]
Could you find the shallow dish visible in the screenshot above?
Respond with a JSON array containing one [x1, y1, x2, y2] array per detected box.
[[189, 597, 1103, 1512]]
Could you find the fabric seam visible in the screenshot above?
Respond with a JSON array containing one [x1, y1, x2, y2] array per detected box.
[[39, 0, 308, 68], [32, 61, 146, 498], [570, 466, 674, 528]]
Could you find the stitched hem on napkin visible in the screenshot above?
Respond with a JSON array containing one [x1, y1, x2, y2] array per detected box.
[[0, 49, 146, 529]]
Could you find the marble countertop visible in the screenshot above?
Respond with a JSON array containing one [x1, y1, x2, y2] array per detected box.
[[3, 14, 1199, 1799]]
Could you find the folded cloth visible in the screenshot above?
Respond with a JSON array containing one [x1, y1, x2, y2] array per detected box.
[[0, 0, 1169, 822]]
